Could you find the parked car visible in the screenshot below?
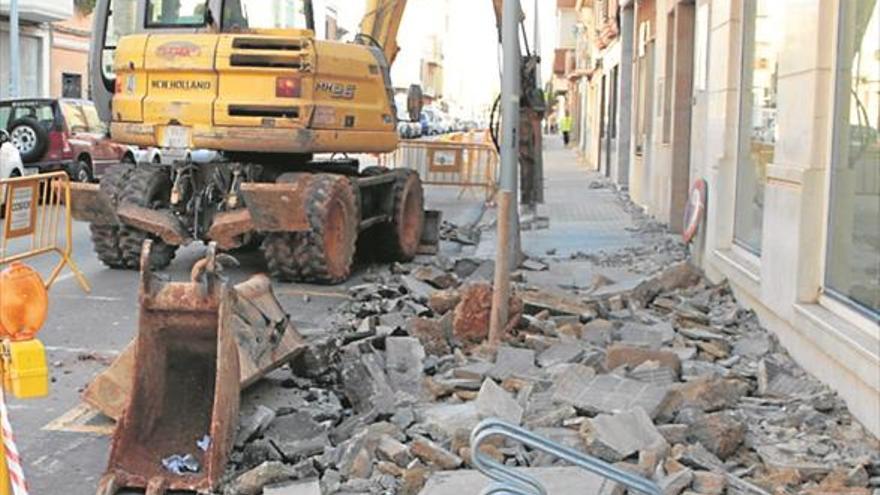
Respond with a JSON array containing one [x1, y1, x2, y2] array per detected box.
[[0, 98, 132, 182], [0, 129, 25, 216]]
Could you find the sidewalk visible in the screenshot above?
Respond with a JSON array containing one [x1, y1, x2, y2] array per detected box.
[[478, 135, 642, 260]]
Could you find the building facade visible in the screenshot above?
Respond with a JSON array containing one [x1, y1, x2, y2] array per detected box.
[[0, 0, 72, 98], [50, 9, 91, 99], [559, 0, 880, 436]]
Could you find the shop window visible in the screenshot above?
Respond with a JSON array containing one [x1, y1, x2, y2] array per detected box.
[[826, 0, 880, 315], [734, 0, 782, 254]]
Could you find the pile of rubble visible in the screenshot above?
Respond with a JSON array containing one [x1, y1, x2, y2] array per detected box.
[[218, 252, 879, 495]]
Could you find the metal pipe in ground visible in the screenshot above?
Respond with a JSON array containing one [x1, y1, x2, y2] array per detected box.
[[488, 190, 513, 348], [488, 0, 523, 349]]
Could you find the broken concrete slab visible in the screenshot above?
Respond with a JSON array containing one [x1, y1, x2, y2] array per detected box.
[[520, 288, 598, 317], [658, 467, 693, 495], [428, 289, 462, 315], [263, 479, 321, 495], [628, 361, 679, 386], [537, 341, 586, 368], [555, 372, 670, 418], [615, 321, 675, 349], [659, 377, 748, 417], [605, 345, 682, 376], [410, 436, 463, 470], [408, 317, 452, 357], [475, 379, 524, 425], [340, 351, 396, 415], [419, 467, 610, 495], [386, 337, 428, 399], [225, 461, 301, 495], [418, 402, 481, 438], [236, 405, 277, 447], [687, 411, 746, 460], [580, 408, 666, 462], [489, 346, 540, 380], [452, 283, 522, 343], [377, 436, 414, 467]]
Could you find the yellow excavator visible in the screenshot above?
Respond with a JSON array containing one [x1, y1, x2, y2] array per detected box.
[[75, 0, 441, 284], [80, 1, 546, 495]]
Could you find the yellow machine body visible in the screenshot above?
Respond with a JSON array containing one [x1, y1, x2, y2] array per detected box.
[[110, 30, 399, 154]]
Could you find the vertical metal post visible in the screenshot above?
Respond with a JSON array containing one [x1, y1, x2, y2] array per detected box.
[[488, 0, 522, 349], [9, 0, 20, 98]]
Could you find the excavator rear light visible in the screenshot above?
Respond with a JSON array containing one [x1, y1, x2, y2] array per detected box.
[[276, 77, 302, 98]]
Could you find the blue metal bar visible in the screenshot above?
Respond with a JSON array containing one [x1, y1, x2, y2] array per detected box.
[[470, 418, 663, 495]]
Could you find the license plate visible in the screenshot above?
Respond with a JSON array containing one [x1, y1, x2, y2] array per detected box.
[[162, 126, 191, 149]]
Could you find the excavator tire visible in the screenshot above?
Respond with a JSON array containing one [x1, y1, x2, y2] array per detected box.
[[89, 164, 134, 269], [262, 174, 359, 284], [118, 166, 177, 270], [376, 169, 424, 261]]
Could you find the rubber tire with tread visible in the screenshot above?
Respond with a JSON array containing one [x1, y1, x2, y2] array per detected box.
[[262, 174, 359, 284], [118, 166, 177, 270], [377, 169, 425, 261], [8, 117, 48, 163], [70, 158, 93, 183], [89, 164, 134, 268]]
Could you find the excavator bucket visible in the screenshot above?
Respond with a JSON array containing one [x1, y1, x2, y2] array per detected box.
[[96, 241, 304, 495], [84, 255, 307, 422]]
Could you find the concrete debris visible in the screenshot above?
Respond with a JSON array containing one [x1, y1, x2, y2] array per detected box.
[[475, 378, 524, 425], [580, 408, 666, 462], [215, 218, 877, 495], [452, 282, 522, 343]]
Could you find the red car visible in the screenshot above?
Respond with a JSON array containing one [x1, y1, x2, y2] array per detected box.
[[0, 98, 133, 182]]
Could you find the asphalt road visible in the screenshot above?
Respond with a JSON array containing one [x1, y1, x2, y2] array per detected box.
[[5, 185, 485, 494]]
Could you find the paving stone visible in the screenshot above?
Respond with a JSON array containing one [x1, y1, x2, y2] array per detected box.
[[408, 318, 451, 356], [226, 461, 300, 495], [376, 435, 413, 467], [385, 337, 427, 399], [687, 411, 746, 460], [489, 346, 539, 380], [340, 351, 396, 415], [452, 361, 493, 380], [453, 283, 522, 343], [475, 378, 524, 424], [628, 361, 679, 385], [657, 424, 689, 445], [615, 322, 674, 349], [236, 405, 277, 447], [605, 344, 681, 375], [691, 471, 726, 495], [537, 342, 586, 368], [582, 318, 614, 346], [659, 467, 693, 495], [427, 289, 462, 315], [550, 364, 597, 405], [757, 358, 819, 397], [410, 435, 463, 469], [733, 333, 771, 359], [418, 402, 481, 438], [420, 467, 608, 495], [660, 378, 748, 416], [555, 373, 670, 418], [580, 408, 666, 462], [263, 479, 321, 495]]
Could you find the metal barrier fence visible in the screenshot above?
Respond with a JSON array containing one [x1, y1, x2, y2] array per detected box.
[[470, 419, 662, 495], [380, 135, 499, 201], [0, 172, 89, 292]]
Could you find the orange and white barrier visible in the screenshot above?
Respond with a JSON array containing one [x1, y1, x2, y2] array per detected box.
[[0, 388, 28, 495]]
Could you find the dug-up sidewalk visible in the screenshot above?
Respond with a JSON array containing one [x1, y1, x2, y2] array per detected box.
[[217, 136, 877, 495]]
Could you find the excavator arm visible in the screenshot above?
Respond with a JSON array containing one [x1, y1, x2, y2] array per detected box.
[[360, 0, 515, 65], [360, 0, 409, 65]]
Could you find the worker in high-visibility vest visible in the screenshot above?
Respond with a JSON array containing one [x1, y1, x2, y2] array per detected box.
[[560, 112, 573, 146]]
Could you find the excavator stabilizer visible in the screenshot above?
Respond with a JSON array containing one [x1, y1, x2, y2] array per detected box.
[[95, 242, 306, 495]]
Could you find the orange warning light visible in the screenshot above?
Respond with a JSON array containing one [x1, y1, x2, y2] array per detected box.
[[0, 262, 48, 341]]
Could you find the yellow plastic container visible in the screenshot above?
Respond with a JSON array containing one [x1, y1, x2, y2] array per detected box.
[[2, 339, 48, 399]]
